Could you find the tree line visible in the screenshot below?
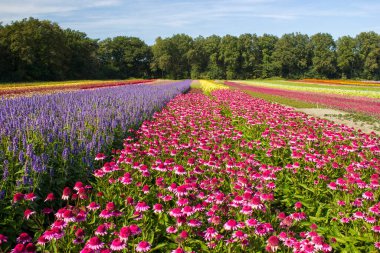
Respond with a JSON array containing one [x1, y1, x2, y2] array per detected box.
[[1, 18, 380, 82]]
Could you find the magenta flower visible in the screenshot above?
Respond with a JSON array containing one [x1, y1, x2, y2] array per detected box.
[[223, 219, 238, 230], [136, 241, 151, 252], [135, 202, 150, 212], [110, 238, 126, 251], [86, 237, 104, 250]]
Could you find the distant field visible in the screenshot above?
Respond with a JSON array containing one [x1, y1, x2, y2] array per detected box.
[[0, 79, 155, 97], [237, 79, 380, 99], [225, 80, 380, 117]]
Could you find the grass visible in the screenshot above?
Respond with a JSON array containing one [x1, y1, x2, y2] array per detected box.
[[190, 80, 201, 89], [243, 90, 322, 108]]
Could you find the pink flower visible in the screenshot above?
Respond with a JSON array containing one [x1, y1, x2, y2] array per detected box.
[[153, 203, 163, 213], [110, 238, 126, 251], [223, 219, 238, 230], [0, 234, 8, 245], [13, 193, 24, 203], [372, 226, 380, 233], [17, 232, 32, 243], [87, 202, 100, 211], [86, 237, 104, 250], [24, 209, 35, 220], [11, 244, 25, 253], [129, 224, 141, 235], [62, 187, 72, 200], [362, 191, 374, 200], [24, 192, 36, 201], [136, 241, 151, 252], [119, 226, 131, 241], [135, 202, 150, 212], [95, 153, 106, 160], [166, 226, 177, 234], [45, 193, 55, 202], [232, 230, 247, 240], [204, 227, 218, 241]]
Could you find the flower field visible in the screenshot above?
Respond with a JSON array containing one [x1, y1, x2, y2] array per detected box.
[[0, 80, 190, 246], [299, 79, 380, 87], [0, 80, 155, 97], [235, 80, 380, 99], [1, 80, 380, 252], [225, 81, 380, 118]]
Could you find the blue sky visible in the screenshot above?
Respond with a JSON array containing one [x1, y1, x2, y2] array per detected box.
[[1, 0, 380, 44]]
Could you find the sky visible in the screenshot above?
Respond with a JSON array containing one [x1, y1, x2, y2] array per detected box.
[[1, 0, 380, 44]]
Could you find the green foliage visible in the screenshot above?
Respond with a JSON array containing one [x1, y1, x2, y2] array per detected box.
[[1, 17, 380, 81]]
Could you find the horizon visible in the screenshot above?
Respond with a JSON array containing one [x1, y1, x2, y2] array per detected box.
[[1, 0, 380, 44]]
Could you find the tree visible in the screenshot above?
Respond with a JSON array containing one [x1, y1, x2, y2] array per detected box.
[[309, 33, 337, 78], [356, 32, 380, 79], [64, 29, 99, 79], [238, 34, 261, 79], [151, 34, 193, 79], [336, 36, 358, 79], [257, 34, 278, 78], [0, 18, 68, 81], [271, 33, 312, 78], [219, 35, 241, 79], [98, 36, 151, 78]]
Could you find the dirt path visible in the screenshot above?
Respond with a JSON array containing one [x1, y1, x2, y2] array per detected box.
[[296, 108, 380, 135]]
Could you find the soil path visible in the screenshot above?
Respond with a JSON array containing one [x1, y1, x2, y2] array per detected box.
[[295, 108, 380, 135]]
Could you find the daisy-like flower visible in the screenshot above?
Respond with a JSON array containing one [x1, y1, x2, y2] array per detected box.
[[24, 209, 35, 220], [110, 238, 126, 251], [51, 220, 67, 230], [372, 226, 380, 233], [135, 202, 150, 212], [24, 192, 37, 201], [182, 206, 194, 216], [166, 226, 178, 234], [95, 224, 108, 236], [375, 242, 380, 249], [188, 219, 202, 227], [99, 209, 113, 219], [17, 232, 32, 243], [11, 244, 25, 253], [119, 226, 131, 241], [174, 165, 187, 175], [362, 191, 374, 200], [204, 227, 218, 241], [45, 193, 55, 202], [36, 236, 48, 246], [86, 237, 104, 250], [129, 224, 142, 235], [13, 193, 24, 203], [172, 248, 186, 253], [223, 219, 238, 230], [232, 230, 247, 240], [153, 203, 163, 213], [95, 153, 106, 160], [267, 235, 280, 252], [87, 202, 100, 211], [245, 218, 259, 227], [63, 210, 76, 222], [136, 241, 151, 252], [62, 187, 72, 200], [365, 216, 377, 223], [0, 234, 8, 245], [42, 228, 64, 241], [169, 208, 183, 218]]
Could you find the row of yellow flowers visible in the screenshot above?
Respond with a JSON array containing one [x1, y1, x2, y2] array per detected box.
[[199, 80, 229, 94]]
